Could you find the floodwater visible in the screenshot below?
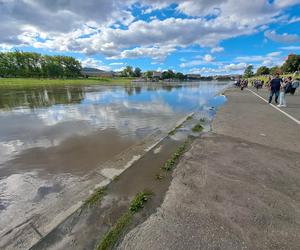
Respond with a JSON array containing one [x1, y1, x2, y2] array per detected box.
[[0, 82, 228, 247]]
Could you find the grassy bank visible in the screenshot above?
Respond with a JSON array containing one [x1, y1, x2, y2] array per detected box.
[[247, 73, 300, 84], [0, 77, 134, 88]]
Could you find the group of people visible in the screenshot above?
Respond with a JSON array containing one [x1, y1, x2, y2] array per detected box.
[[269, 74, 299, 107], [235, 74, 299, 108], [251, 79, 264, 90], [235, 79, 248, 90]]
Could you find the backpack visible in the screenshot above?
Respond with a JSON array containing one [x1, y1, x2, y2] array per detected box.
[[292, 80, 299, 89], [285, 83, 292, 94]]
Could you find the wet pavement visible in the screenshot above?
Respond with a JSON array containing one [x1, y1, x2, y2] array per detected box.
[[119, 88, 300, 250]]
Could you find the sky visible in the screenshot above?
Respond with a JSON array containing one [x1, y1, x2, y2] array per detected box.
[[1, 0, 300, 75]]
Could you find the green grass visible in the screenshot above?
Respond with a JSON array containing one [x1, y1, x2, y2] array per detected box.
[[168, 124, 182, 136], [96, 191, 152, 250], [129, 191, 152, 213], [84, 187, 106, 207], [186, 115, 193, 121], [96, 211, 132, 250], [246, 73, 300, 84], [192, 124, 204, 133], [0, 77, 134, 88], [162, 140, 189, 171]]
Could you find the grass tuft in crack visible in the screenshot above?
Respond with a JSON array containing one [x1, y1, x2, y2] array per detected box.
[[84, 187, 106, 207], [168, 124, 182, 136], [162, 140, 189, 171], [96, 191, 152, 250], [192, 123, 203, 132]]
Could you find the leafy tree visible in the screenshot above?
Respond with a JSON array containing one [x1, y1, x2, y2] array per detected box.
[[134, 67, 142, 77], [0, 51, 82, 78], [121, 65, 133, 77], [256, 66, 270, 76], [281, 54, 300, 73], [145, 71, 153, 78], [175, 72, 185, 80], [162, 70, 175, 79], [270, 66, 281, 75], [244, 65, 254, 78]]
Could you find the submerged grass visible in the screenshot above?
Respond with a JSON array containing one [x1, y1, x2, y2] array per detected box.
[[96, 211, 132, 250], [192, 123, 204, 133], [84, 187, 106, 207], [162, 140, 189, 171], [96, 191, 152, 250]]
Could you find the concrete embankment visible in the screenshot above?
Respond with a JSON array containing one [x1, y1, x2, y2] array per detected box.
[[119, 88, 300, 249]]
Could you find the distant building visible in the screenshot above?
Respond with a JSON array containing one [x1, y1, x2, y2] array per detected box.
[[152, 71, 162, 79]]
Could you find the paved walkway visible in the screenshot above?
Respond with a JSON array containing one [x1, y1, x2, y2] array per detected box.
[[119, 88, 300, 250]]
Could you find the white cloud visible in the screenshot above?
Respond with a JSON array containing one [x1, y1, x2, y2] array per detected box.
[[189, 62, 247, 75], [211, 47, 224, 53], [280, 46, 300, 50], [203, 54, 215, 62], [109, 62, 124, 66], [107, 45, 176, 60], [180, 54, 215, 68], [1, 1, 300, 60], [80, 58, 111, 71], [288, 16, 300, 24], [274, 0, 300, 8], [180, 60, 203, 68], [235, 51, 284, 67], [224, 63, 247, 71], [264, 30, 300, 43]]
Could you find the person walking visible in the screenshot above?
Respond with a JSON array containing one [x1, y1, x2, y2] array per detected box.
[[268, 73, 282, 104], [277, 77, 290, 107]]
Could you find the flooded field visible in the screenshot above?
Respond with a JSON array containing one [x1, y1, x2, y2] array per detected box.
[[0, 82, 228, 248]]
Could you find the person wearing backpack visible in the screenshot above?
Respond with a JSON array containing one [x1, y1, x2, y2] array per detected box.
[[290, 78, 300, 95]]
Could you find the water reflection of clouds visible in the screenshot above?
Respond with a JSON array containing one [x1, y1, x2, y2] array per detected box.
[[0, 84, 228, 167]]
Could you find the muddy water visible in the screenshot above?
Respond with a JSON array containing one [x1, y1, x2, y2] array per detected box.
[[0, 82, 228, 248]]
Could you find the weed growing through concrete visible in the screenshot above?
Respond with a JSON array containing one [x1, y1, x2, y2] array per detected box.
[[96, 191, 152, 250], [129, 191, 152, 213], [192, 123, 203, 132], [113, 175, 120, 181], [168, 124, 182, 136], [84, 187, 106, 207], [199, 118, 206, 123], [162, 140, 188, 171], [186, 115, 193, 121], [96, 211, 132, 250]]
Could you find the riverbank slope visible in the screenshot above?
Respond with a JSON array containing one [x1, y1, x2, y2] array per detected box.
[[0, 77, 134, 88], [119, 88, 300, 249]]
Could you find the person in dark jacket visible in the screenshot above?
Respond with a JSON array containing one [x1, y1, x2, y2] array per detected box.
[[268, 73, 282, 104]]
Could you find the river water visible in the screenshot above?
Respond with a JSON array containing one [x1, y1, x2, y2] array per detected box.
[[0, 81, 229, 247]]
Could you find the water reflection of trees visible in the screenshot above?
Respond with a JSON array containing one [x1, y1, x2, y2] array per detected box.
[[124, 86, 142, 96], [0, 87, 86, 109]]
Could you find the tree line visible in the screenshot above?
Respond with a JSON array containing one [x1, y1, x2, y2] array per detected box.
[[121, 66, 186, 80], [0, 51, 82, 78], [244, 54, 300, 78]]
